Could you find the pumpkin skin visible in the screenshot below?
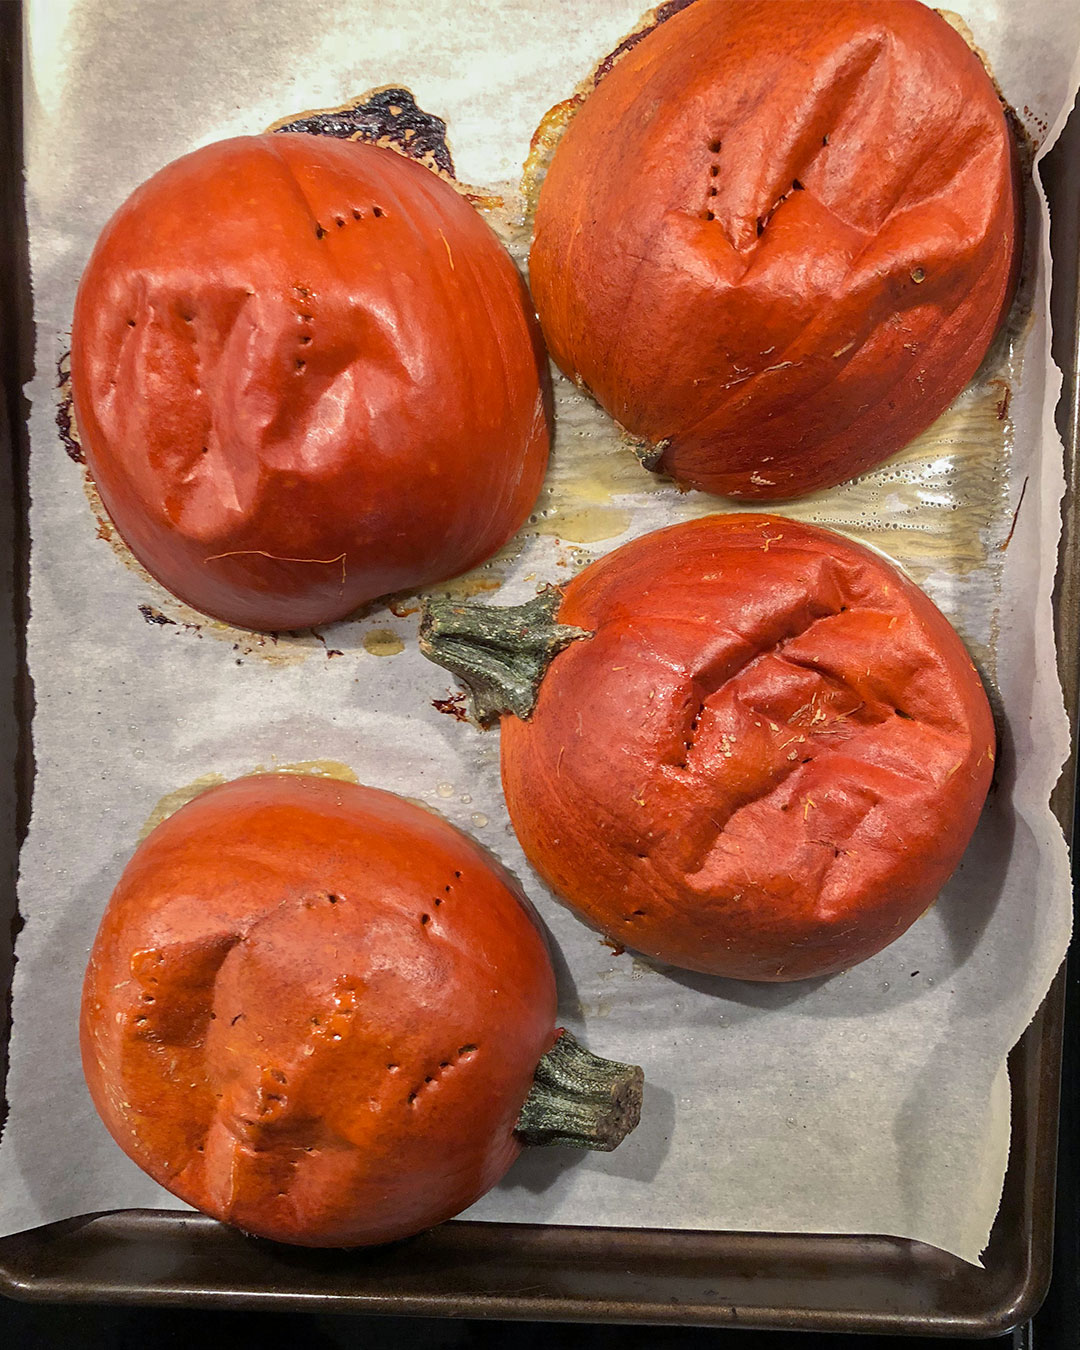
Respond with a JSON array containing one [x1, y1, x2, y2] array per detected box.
[[71, 135, 548, 630], [530, 0, 1019, 500], [499, 516, 995, 980], [80, 775, 558, 1247]]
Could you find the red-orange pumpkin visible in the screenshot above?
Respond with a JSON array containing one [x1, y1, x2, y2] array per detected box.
[[530, 0, 1019, 500], [421, 516, 995, 981], [71, 135, 548, 630], [81, 775, 641, 1247]]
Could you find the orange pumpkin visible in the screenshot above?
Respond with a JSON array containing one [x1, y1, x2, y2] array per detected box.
[[81, 775, 641, 1247], [530, 0, 1020, 499], [71, 135, 548, 630], [421, 516, 995, 980]]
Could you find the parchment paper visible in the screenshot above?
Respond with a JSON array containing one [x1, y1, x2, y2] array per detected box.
[[3, 0, 1078, 1264]]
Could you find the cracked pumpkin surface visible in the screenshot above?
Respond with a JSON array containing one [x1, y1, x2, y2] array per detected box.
[[80, 775, 557, 1246], [501, 515, 995, 980], [71, 134, 548, 630], [530, 0, 1019, 499]]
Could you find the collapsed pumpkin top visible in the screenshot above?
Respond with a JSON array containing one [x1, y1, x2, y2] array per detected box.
[[71, 134, 548, 631], [531, 0, 1020, 500], [421, 514, 996, 982]]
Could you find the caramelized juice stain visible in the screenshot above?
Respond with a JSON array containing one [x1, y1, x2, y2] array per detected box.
[[138, 772, 226, 839], [522, 97, 580, 218], [139, 760, 358, 838]]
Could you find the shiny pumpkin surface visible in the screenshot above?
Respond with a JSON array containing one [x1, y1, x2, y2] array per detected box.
[[81, 775, 557, 1246], [501, 516, 995, 980], [72, 135, 548, 630], [531, 0, 1019, 500]]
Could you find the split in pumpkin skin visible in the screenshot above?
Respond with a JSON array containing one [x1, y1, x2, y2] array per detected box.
[[81, 775, 642, 1248], [420, 514, 995, 982]]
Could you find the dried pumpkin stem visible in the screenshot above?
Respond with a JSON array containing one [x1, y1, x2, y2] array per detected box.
[[418, 589, 591, 725], [629, 435, 669, 472], [516, 1030, 644, 1152]]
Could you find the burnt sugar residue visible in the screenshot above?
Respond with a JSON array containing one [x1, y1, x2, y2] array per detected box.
[[309, 630, 346, 658], [431, 691, 470, 723], [592, 0, 697, 85], [268, 87, 455, 178], [56, 351, 84, 463], [139, 604, 177, 627]]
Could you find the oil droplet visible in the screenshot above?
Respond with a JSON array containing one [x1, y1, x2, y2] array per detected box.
[[460, 794, 472, 804], [362, 628, 404, 657], [436, 782, 454, 799], [470, 812, 488, 828]]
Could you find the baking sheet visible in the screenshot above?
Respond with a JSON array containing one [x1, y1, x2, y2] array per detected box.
[[1, 0, 1077, 1265]]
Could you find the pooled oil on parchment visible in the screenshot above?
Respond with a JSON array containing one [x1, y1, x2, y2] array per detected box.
[[3, 0, 1075, 1269]]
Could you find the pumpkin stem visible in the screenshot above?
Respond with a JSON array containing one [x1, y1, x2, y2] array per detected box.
[[516, 1030, 644, 1152], [629, 435, 669, 472], [418, 589, 591, 725]]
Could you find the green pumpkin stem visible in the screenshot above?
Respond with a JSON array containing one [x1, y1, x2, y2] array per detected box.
[[418, 589, 591, 725], [516, 1030, 644, 1152]]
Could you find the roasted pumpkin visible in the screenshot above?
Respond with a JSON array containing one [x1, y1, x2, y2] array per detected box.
[[530, 0, 1020, 499], [81, 775, 642, 1247], [421, 515, 995, 981], [72, 135, 548, 630]]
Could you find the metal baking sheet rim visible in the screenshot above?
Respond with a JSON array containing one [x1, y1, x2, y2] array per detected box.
[[0, 4, 1074, 1336]]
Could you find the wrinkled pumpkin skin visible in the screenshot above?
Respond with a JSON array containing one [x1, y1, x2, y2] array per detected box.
[[81, 775, 557, 1247], [531, 0, 1019, 500], [501, 516, 995, 980], [72, 135, 548, 630]]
